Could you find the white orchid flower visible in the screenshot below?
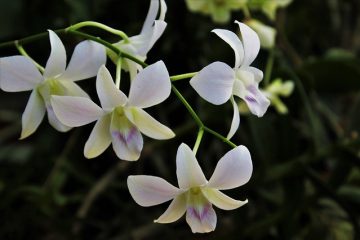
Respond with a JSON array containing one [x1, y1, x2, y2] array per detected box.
[[190, 21, 270, 139], [128, 143, 252, 233], [51, 61, 175, 161], [0, 30, 106, 139], [109, 0, 167, 79]]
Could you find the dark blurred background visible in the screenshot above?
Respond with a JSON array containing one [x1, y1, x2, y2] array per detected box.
[[0, 0, 360, 239]]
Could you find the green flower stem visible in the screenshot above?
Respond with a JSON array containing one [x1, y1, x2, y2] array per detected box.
[[15, 41, 45, 73], [115, 57, 122, 89], [171, 85, 203, 127], [66, 21, 130, 43], [170, 72, 197, 82], [193, 127, 204, 154], [66, 30, 148, 68], [0, 29, 66, 49], [243, 5, 252, 19], [264, 47, 275, 86], [171, 85, 236, 148], [203, 126, 237, 148]]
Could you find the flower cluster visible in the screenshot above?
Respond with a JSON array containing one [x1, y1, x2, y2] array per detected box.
[[0, 0, 271, 234]]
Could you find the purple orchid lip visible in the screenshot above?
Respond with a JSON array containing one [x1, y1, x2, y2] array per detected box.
[[187, 203, 212, 222], [112, 126, 138, 146], [245, 95, 257, 104]]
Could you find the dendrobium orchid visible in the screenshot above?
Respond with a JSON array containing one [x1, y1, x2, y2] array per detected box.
[[51, 61, 175, 161], [127, 143, 252, 233], [108, 0, 167, 79], [0, 30, 106, 139], [190, 21, 270, 139]]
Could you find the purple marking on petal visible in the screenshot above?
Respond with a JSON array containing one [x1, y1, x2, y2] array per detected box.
[[247, 84, 258, 94], [127, 127, 137, 143], [188, 203, 212, 222], [245, 95, 257, 103], [112, 128, 134, 145]]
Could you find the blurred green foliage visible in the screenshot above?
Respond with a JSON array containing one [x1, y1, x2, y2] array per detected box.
[[0, 0, 360, 239]]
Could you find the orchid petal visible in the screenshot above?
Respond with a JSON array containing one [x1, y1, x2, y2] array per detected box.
[[141, 0, 160, 34], [208, 145, 253, 190], [44, 30, 66, 78], [84, 114, 112, 159], [60, 41, 106, 81], [0, 56, 43, 92], [59, 81, 89, 98], [226, 97, 240, 140], [127, 175, 181, 207], [128, 61, 171, 108], [176, 143, 207, 189], [141, 20, 167, 56], [242, 66, 263, 83], [159, 0, 167, 21], [186, 200, 216, 233], [202, 188, 248, 210], [51, 96, 103, 127], [96, 65, 127, 110], [47, 105, 72, 132], [110, 110, 143, 161], [212, 29, 244, 68], [243, 85, 270, 117], [125, 107, 175, 139], [235, 21, 260, 66], [155, 193, 187, 223], [20, 90, 46, 139], [234, 69, 255, 98], [190, 62, 234, 105]]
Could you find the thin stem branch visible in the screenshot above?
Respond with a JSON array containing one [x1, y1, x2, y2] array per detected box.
[[66, 30, 147, 68], [193, 127, 204, 154], [243, 5, 252, 19], [204, 126, 237, 148], [171, 85, 236, 148], [115, 57, 122, 89], [15, 41, 45, 73], [264, 47, 275, 85], [171, 85, 203, 127], [170, 72, 197, 82], [67, 21, 130, 42], [0, 29, 66, 49]]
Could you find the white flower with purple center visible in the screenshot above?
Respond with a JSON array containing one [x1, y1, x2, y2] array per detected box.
[[190, 21, 270, 139], [127, 143, 252, 233], [0, 30, 106, 138], [50, 61, 175, 161]]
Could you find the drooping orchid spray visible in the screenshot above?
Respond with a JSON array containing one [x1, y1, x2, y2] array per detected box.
[[0, 0, 273, 234]]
